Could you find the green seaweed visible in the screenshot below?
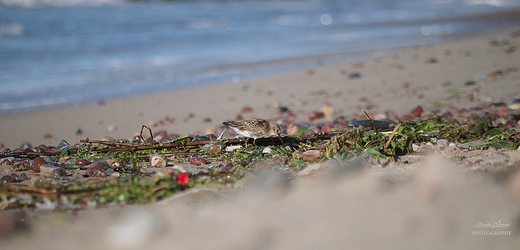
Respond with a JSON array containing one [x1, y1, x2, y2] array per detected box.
[[1, 115, 518, 211], [326, 116, 519, 158]]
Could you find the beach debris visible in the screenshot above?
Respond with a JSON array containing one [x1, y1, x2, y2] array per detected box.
[[10, 160, 30, 172], [0, 175, 16, 184], [0, 101, 519, 211], [189, 157, 208, 166], [410, 106, 423, 118], [84, 162, 108, 178], [309, 111, 324, 121], [241, 106, 253, 113], [57, 140, 72, 151], [75, 158, 91, 167], [177, 172, 189, 185], [40, 165, 66, 177], [165, 116, 175, 124], [320, 102, 335, 117], [508, 99, 520, 110], [30, 157, 46, 172], [426, 57, 438, 64], [278, 106, 290, 113], [348, 72, 361, 79], [321, 124, 332, 133], [153, 130, 168, 138], [168, 165, 188, 174], [225, 145, 243, 152], [301, 150, 322, 162], [150, 155, 167, 168], [262, 147, 272, 154], [202, 143, 222, 153]]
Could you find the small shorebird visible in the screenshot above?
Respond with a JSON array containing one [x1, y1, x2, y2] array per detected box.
[[218, 118, 282, 146]]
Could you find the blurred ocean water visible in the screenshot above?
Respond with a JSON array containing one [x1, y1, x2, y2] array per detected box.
[[0, 0, 519, 113]]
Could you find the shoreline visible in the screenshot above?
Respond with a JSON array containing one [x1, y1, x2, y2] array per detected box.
[[0, 25, 519, 149]]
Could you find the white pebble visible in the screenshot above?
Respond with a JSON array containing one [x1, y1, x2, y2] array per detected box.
[[262, 147, 273, 154], [225, 145, 243, 152], [150, 155, 167, 168]]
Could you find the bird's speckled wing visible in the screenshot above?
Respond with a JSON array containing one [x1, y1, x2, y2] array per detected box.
[[223, 118, 268, 130]]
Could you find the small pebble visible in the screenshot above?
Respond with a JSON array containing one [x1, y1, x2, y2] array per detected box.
[[202, 143, 222, 153], [75, 158, 91, 167], [262, 147, 273, 154], [410, 106, 423, 118], [241, 106, 253, 113], [189, 157, 208, 166], [150, 155, 167, 168], [321, 124, 332, 133], [0, 175, 15, 184], [225, 145, 243, 152], [348, 73, 361, 79], [40, 165, 66, 177], [320, 103, 334, 117], [84, 162, 108, 178], [301, 150, 322, 162], [10, 160, 30, 172], [31, 157, 47, 173], [309, 111, 324, 122], [278, 106, 290, 113], [165, 116, 174, 124], [286, 124, 301, 135], [435, 139, 449, 149], [153, 130, 168, 138]]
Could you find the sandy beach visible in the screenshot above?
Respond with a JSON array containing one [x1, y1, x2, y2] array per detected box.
[[1, 25, 519, 149], [0, 12, 519, 250]]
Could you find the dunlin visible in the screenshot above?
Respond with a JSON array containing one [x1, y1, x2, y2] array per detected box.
[[218, 118, 282, 145]]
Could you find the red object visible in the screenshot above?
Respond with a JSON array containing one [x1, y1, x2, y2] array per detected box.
[[309, 111, 324, 121], [189, 157, 208, 165], [177, 173, 189, 185], [321, 124, 332, 133], [410, 106, 423, 117]]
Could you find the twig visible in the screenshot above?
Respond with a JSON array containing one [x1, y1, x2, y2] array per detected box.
[[140, 125, 155, 143], [384, 122, 402, 153], [364, 111, 379, 135]]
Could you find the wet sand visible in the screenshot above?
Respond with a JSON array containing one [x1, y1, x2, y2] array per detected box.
[[0, 26, 519, 149]]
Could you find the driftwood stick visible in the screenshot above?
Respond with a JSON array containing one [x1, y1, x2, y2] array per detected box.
[[0, 131, 345, 158], [78, 132, 342, 153]]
